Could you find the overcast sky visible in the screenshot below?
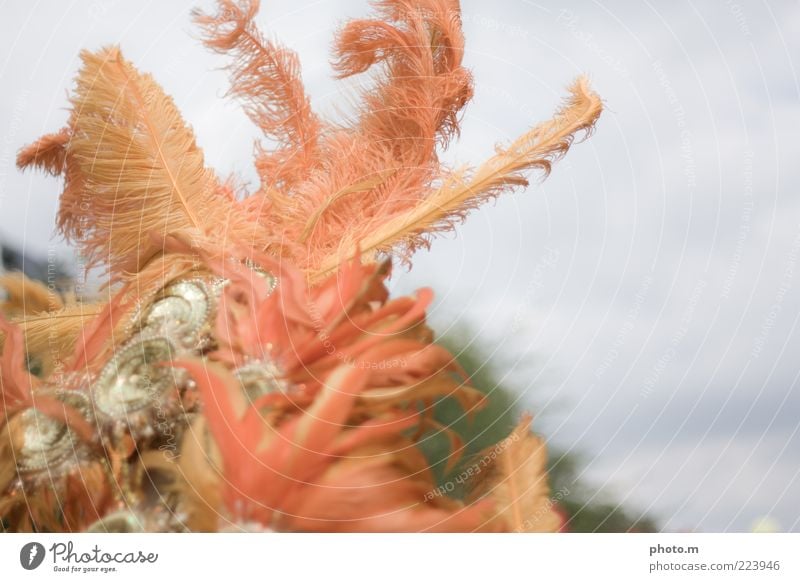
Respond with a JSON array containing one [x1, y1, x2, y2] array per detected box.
[[1, 0, 798, 532]]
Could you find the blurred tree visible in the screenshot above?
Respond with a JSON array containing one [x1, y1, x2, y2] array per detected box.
[[417, 332, 519, 490], [421, 327, 658, 532], [547, 449, 658, 532]]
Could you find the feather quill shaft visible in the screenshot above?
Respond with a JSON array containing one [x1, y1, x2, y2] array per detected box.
[[313, 77, 602, 277], [34, 46, 264, 280]]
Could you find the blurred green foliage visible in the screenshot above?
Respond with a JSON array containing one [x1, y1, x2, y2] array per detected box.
[[420, 329, 658, 532]]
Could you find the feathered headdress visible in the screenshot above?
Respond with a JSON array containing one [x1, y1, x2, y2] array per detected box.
[[1, 0, 600, 532]]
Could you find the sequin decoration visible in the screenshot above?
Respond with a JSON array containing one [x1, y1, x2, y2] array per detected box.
[[136, 279, 213, 350], [243, 260, 278, 294], [235, 361, 287, 402], [88, 269, 277, 441], [15, 390, 92, 474], [89, 279, 219, 439], [86, 510, 145, 533], [92, 337, 179, 419]]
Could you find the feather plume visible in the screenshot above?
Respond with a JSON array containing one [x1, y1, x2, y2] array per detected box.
[[0, 304, 103, 378], [237, 0, 475, 274], [465, 414, 561, 532], [178, 358, 500, 531], [332, 0, 472, 153], [206, 249, 482, 423], [16, 128, 70, 175], [0, 449, 111, 532], [0, 315, 93, 443], [4, 0, 595, 533], [283, 437, 501, 532], [194, 0, 322, 192], [218, 1, 600, 280], [0, 315, 39, 422], [67, 283, 138, 374], [23, 46, 266, 281], [0, 272, 63, 318], [313, 76, 602, 277]]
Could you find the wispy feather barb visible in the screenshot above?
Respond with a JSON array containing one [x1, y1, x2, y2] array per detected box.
[[313, 76, 602, 276], [193, 0, 322, 191], [18, 1, 601, 283], [20, 46, 266, 282]]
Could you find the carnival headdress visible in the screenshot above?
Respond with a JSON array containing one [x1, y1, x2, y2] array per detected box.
[[1, 0, 600, 532]]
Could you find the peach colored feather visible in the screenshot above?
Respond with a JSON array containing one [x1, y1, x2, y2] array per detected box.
[[19, 0, 600, 285], [19, 46, 269, 283], [190, 0, 600, 281], [0, 448, 111, 532], [16, 127, 70, 175], [0, 315, 39, 421], [176, 358, 499, 531], [0, 304, 102, 379], [0, 315, 93, 440], [313, 76, 603, 277], [466, 414, 561, 532], [189, 0, 473, 273], [0, 272, 63, 317], [5, 0, 601, 533], [0, 273, 96, 378], [194, 0, 322, 191], [197, 244, 481, 421]]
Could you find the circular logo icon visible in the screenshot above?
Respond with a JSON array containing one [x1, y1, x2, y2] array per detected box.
[[19, 542, 46, 570]]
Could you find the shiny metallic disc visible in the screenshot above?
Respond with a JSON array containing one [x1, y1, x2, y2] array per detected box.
[[92, 337, 178, 418]]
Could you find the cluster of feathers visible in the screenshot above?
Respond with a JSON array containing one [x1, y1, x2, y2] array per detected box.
[[0, 0, 601, 532]]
